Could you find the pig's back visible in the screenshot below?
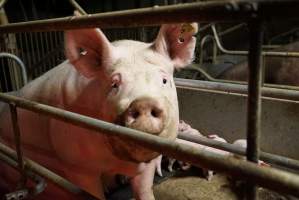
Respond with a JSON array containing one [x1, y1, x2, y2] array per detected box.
[[0, 62, 77, 155]]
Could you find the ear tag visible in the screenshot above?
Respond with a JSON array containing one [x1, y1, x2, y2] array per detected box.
[[179, 23, 198, 43]]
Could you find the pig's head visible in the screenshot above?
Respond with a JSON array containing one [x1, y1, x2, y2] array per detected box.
[[65, 24, 197, 162]]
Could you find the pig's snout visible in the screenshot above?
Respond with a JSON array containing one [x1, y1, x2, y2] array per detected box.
[[125, 97, 166, 135]]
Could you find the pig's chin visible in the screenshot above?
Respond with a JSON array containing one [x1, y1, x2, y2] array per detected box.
[[107, 135, 160, 163], [106, 116, 164, 163]]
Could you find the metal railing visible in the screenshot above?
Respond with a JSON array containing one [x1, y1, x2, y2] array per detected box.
[[0, 1, 299, 199], [211, 24, 299, 57], [1, 93, 299, 198], [0, 53, 27, 85]]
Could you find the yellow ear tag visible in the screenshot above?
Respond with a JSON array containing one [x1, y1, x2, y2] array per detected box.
[[179, 23, 198, 43]]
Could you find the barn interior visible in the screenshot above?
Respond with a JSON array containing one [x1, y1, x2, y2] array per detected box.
[[0, 0, 299, 200]]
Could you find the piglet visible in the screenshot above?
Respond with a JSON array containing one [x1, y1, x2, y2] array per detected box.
[[231, 139, 269, 167]]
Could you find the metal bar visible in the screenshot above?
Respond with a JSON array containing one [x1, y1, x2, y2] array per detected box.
[[269, 27, 299, 44], [44, 32, 51, 71], [0, 152, 46, 197], [246, 19, 264, 200], [0, 93, 299, 196], [34, 32, 42, 75], [17, 33, 25, 74], [68, 0, 87, 15], [199, 35, 217, 65], [0, 53, 28, 85], [0, 143, 98, 200], [53, 31, 59, 64], [0, 0, 7, 9], [174, 78, 299, 102], [8, 103, 27, 187], [185, 65, 299, 91], [178, 132, 299, 172], [47, 32, 53, 69], [28, 32, 36, 77], [211, 24, 299, 57], [23, 32, 32, 79], [1, 56, 9, 91], [39, 32, 47, 73], [0, 0, 298, 33], [218, 23, 246, 37]]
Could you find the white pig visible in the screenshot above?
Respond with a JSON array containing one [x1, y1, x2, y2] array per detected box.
[[0, 23, 198, 200], [231, 139, 269, 167]]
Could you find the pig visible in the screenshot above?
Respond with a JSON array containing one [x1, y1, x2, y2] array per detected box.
[[220, 41, 299, 86], [166, 120, 203, 173], [166, 135, 229, 181], [164, 120, 230, 181], [230, 139, 269, 167], [0, 23, 198, 200], [202, 134, 230, 181]]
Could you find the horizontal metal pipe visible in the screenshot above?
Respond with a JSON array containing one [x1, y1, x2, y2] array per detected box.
[[0, 152, 46, 197], [178, 132, 299, 172], [0, 143, 98, 200], [211, 25, 299, 57], [175, 78, 299, 102], [0, 93, 299, 196], [186, 64, 299, 91], [0, 0, 298, 33]]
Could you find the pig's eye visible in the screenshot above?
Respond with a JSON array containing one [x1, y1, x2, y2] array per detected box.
[[162, 78, 167, 84]]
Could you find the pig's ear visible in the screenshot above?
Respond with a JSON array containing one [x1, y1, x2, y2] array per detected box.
[[153, 23, 198, 69], [65, 28, 115, 78]]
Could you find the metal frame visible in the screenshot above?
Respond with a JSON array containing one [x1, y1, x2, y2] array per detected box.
[[189, 23, 299, 90], [1, 93, 299, 198], [0, 1, 299, 199], [0, 53, 28, 86], [0, 0, 298, 33], [175, 78, 299, 101], [211, 24, 299, 57]]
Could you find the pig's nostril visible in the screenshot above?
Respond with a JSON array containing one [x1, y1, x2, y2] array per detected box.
[[151, 108, 162, 118], [131, 110, 140, 119]]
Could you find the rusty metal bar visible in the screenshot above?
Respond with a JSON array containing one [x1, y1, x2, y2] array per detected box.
[[68, 0, 87, 15], [246, 18, 264, 200], [0, 143, 98, 199], [178, 132, 299, 172], [0, 93, 299, 196], [0, 0, 298, 33], [175, 78, 299, 102], [211, 24, 299, 57], [8, 103, 27, 187], [0, 152, 46, 197]]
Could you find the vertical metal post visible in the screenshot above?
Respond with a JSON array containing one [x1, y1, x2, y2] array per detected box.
[[246, 17, 264, 200], [29, 32, 37, 77], [9, 104, 27, 187]]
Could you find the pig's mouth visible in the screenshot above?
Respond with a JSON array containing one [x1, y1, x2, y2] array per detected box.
[[107, 114, 164, 163], [107, 98, 173, 163]]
